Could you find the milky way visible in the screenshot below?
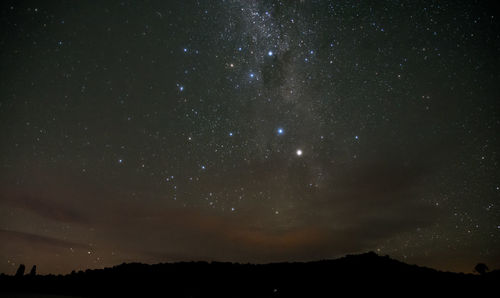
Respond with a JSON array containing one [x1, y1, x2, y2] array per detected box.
[[0, 1, 499, 274]]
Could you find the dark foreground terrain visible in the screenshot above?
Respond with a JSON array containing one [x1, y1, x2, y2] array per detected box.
[[1, 252, 498, 297]]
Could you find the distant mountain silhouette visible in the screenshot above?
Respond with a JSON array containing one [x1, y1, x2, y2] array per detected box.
[[1, 252, 498, 297]]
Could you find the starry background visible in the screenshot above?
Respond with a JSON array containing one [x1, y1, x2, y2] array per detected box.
[[1, 0, 499, 274]]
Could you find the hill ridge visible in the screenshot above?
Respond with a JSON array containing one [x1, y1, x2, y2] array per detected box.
[[1, 252, 498, 297]]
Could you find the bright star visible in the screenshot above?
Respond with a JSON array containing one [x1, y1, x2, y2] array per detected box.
[[201, 165, 206, 170], [118, 159, 123, 163], [277, 128, 284, 135], [268, 50, 273, 56], [249, 73, 255, 78], [296, 149, 303, 156], [179, 86, 184, 91], [229, 132, 233, 136]]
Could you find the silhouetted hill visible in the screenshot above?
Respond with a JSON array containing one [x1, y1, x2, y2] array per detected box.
[[1, 252, 498, 297]]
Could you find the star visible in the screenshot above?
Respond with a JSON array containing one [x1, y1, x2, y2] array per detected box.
[[277, 128, 284, 135], [268, 50, 273, 56], [296, 149, 303, 156]]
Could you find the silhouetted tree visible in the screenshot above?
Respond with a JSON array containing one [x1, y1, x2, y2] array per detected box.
[[15, 264, 25, 277], [475, 263, 489, 275], [29, 265, 37, 276]]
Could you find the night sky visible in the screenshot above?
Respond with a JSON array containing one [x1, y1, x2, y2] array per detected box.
[[1, 0, 499, 275]]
